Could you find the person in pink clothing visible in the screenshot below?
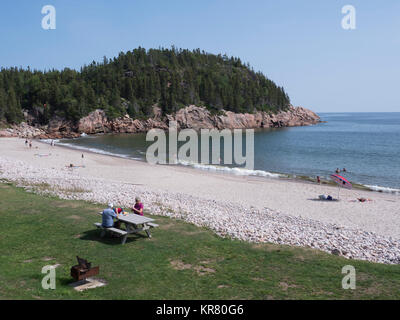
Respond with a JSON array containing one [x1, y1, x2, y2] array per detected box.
[[132, 197, 144, 216]]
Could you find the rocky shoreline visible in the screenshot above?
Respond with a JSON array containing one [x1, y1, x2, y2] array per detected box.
[[0, 155, 398, 265], [0, 105, 320, 139]]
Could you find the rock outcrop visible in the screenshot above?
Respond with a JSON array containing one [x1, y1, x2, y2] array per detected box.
[[167, 105, 320, 130], [44, 116, 79, 139], [0, 105, 320, 139], [78, 109, 109, 134], [0, 122, 47, 138]]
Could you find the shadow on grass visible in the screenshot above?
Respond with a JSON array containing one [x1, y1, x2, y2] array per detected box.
[[59, 277, 75, 287], [79, 229, 148, 246]]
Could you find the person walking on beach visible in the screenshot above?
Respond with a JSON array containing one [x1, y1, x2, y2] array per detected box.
[[29, 140, 32, 149], [132, 197, 144, 216], [317, 176, 321, 184], [25, 139, 28, 147]]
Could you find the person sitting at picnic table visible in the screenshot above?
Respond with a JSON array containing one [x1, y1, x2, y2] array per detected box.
[[113, 207, 127, 227], [132, 197, 144, 216], [102, 203, 121, 229]]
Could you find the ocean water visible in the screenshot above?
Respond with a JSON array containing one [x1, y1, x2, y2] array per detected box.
[[58, 113, 400, 192]]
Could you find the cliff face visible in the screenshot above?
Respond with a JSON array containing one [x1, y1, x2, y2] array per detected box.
[[76, 105, 320, 135], [171, 105, 320, 130], [0, 105, 320, 139]]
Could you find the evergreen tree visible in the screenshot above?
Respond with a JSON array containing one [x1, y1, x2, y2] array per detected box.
[[0, 88, 6, 120], [5, 87, 22, 123], [0, 47, 290, 124]]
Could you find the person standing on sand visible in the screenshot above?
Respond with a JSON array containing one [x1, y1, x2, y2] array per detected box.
[[317, 176, 321, 184], [25, 139, 28, 147], [29, 140, 32, 149], [132, 197, 144, 216]]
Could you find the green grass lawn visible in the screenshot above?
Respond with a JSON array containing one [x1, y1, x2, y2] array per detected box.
[[0, 182, 399, 300]]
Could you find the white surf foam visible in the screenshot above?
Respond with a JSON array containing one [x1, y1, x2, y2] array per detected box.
[[54, 141, 142, 161], [46, 140, 398, 191], [365, 185, 400, 195], [46, 140, 288, 179], [41, 139, 61, 144], [178, 160, 283, 178]]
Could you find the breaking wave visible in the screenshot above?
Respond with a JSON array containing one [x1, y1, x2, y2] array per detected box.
[[364, 185, 400, 195], [178, 160, 284, 178], [47, 140, 142, 161], [39, 139, 400, 193]]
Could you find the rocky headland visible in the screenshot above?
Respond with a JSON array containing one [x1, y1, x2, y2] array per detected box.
[[0, 105, 320, 139]]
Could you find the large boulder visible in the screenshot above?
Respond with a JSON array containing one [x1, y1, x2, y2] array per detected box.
[[215, 111, 263, 129], [169, 105, 215, 130], [0, 129, 16, 137], [270, 106, 320, 127], [77, 109, 109, 134], [45, 116, 78, 138]]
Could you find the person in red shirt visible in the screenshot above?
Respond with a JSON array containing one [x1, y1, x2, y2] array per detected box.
[[114, 207, 123, 214], [112, 207, 124, 229], [132, 197, 144, 216]]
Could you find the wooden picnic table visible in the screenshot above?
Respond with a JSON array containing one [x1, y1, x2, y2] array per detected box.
[[96, 212, 158, 244], [117, 214, 156, 238]]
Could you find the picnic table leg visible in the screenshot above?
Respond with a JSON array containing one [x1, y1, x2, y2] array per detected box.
[[125, 223, 133, 233], [123, 222, 129, 232], [121, 234, 128, 245], [144, 224, 152, 238], [100, 230, 106, 238]]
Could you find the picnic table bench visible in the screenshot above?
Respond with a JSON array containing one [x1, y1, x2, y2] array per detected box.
[[95, 212, 158, 244], [94, 223, 129, 243]]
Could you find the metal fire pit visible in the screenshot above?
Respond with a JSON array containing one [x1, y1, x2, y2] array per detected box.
[[70, 256, 99, 282]]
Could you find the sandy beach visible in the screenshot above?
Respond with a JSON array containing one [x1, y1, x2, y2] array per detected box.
[[0, 137, 399, 264]]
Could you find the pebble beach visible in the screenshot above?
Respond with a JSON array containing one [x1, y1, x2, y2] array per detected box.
[[0, 137, 399, 264]]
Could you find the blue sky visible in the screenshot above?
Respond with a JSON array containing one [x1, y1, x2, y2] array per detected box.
[[1, 0, 399, 112]]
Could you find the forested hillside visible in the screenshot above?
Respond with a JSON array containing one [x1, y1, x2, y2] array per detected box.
[[0, 47, 290, 125]]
